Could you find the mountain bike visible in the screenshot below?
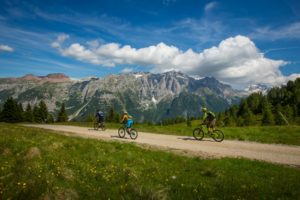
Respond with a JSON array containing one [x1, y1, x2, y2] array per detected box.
[[118, 124, 138, 140], [193, 124, 224, 142], [93, 121, 106, 131]]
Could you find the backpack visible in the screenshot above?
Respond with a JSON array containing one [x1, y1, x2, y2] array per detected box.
[[207, 111, 215, 120]]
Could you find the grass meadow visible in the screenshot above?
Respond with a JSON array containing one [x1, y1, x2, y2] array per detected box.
[[1, 123, 300, 199]]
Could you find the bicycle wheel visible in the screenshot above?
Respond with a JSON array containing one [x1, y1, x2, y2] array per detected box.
[[212, 129, 224, 142], [94, 122, 99, 130], [193, 128, 204, 140], [118, 127, 126, 138], [129, 129, 138, 140], [100, 123, 106, 131]]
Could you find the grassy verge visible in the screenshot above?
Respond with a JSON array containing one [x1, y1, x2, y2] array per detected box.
[[1, 123, 300, 199], [56, 121, 300, 145]]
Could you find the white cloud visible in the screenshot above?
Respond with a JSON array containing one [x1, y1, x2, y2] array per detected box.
[[51, 34, 69, 48], [121, 67, 134, 73], [0, 44, 14, 52], [52, 35, 300, 88], [251, 21, 300, 40], [204, 2, 217, 13]]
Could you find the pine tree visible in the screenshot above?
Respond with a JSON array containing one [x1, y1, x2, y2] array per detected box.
[[0, 107, 2, 122], [247, 93, 262, 114], [39, 100, 48, 123], [186, 115, 192, 127], [261, 97, 275, 125], [237, 99, 249, 117], [114, 112, 120, 123], [57, 103, 68, 122], [24, 103, 34, 122], [1, 97, 22, 122], [18, 103, 24, 121], [283, 105, 294, 121], [274, 104, 288, 125], [47, 114, 54, 123], [107, 108, 114, 122], [242, 109, 256, 126], [33, 104, 41, 122]]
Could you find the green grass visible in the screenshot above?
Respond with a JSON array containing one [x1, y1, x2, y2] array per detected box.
[[57, 121, 300, 145], [1, 123, 300, 199]]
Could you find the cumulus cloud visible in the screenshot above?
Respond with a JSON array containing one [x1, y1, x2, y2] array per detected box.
[[52, 35, 300, 88], [0, 44, 14, 52]]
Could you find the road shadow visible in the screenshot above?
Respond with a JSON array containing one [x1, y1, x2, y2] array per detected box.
[[110, 135, 131, 140], [178, 137, 214, 142]]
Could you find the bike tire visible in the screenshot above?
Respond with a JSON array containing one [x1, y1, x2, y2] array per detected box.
[[193, 128, 204, 140], [118, 127, 126, 138], [212, 129, 224, 142], [94, 122, 99, 130], [100, 123, 106, 131], [129, 129, 138, 140]]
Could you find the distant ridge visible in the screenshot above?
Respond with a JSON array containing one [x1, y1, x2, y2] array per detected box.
[[0, 71, 245, 122]]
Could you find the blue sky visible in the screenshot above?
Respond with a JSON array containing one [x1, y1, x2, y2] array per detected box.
[[0, 0, 299, 88]]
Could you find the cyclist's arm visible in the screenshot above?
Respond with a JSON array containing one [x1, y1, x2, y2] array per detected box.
[[202, 112, 207, 121]]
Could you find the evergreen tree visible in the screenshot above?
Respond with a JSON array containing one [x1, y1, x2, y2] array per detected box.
[[114, 112, 120, 123], [274, 104, 288, 125], [47, 114, 55, 123], [247, 93, 262, 114], [18, 103, 24, 121], [236, 116, 245, 126], [242, 109, 256, 126], [33, 104, 41, 122], [1, 97, 22, 122], [57, 103, 68, 122], [224, 115, 235, 126], [237, 99, 249, 117], [0, 107, 2, 122], [261, 97, 275, 125], [106, 108, 114, 122], [186, 115, 192, 127], [216, 112, 225, 127], [283, 105, 294, 121], [39, 100, 48, 123], [24, 103, 34, 122]]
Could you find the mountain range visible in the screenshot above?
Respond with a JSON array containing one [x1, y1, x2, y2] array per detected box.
[[0, 71, 247, 122]]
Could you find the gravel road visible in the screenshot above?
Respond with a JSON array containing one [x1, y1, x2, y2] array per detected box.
[[25, 124, 300, 167]]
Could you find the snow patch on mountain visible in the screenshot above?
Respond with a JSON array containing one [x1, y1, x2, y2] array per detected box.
[[244, 84, 269, 94]]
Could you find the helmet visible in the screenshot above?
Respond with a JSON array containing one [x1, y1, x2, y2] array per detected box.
[[202, 107, 207, 112], [123, 110, 128, 114]]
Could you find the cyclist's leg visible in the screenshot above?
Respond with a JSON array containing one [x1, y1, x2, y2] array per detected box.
[[207, 121, 213, 133], [211, 119, 216, 131], [127, 120, 133, 132]]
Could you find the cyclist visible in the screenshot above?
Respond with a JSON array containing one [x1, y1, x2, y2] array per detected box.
[[121, 111, 133, 132], [95, 110, 105, 127], [201, 107, 216, 133]]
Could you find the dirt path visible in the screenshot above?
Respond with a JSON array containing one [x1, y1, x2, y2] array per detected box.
[[25, 124, 300, 167]]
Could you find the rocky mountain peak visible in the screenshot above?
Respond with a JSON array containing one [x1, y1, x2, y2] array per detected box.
[[19, 73, 71, 83], [46, 73, 69, 79]]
